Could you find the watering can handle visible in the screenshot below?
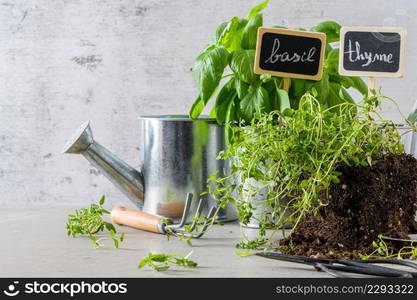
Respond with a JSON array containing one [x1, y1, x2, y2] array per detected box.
[[110, 206, 171, 234]]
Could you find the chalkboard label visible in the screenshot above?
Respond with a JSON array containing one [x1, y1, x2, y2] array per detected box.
[[254, 27, 326, 80], [339, 27, 407, 77]]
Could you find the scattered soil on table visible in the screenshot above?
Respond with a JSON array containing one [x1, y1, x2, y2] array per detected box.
[[280, 154, 417, 259]]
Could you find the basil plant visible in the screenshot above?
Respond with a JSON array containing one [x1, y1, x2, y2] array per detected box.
[[189, 0, 368, 143]]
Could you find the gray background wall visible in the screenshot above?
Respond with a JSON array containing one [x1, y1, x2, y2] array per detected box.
[[1, 0, 416, 207]]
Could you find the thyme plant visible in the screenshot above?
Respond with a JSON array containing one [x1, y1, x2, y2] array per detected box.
[[209, 91, 405, 249]]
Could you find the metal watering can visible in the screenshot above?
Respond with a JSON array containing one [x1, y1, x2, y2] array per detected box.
[[63, 115, 236, 222]]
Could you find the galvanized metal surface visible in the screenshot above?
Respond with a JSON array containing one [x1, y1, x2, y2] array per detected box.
[[63, 116, 237, 222], [62, 121, 145, 207]]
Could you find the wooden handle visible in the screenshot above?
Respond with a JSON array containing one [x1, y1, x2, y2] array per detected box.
[[283, 78, 291, 92], [110, 206, 166, 234], [368, 76, 376, 97]]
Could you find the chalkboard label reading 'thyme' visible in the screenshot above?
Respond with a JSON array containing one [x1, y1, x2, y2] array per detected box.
[[254, 27, 326, 81], [339, 27, 407, 77]]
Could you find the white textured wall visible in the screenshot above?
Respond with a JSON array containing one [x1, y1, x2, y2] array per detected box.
[[1, 0, 416, 207]]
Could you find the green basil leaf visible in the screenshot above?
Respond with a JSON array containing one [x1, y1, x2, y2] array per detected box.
[[325, 48, 339, 71], [218, 17, 247, 52], [246, 0, 269, 20], [230, 49, 258, 84], [408, 112, 417, 123], [327, 82, 345, 110], [240, 86, 271, 122], [226, 97, 238, 123], [325, 43, 333, 58], [264, 77, 280, 93], [270, 91, 279, 111], [339, 86, 358, 114], [215, 78, 237, 124], [310, 21, 341, 43], [214, 22, 228, 43], [329, 73, 368, 96], [311, 73, 329, 104], [209, 105, 216, 118], [260, 74, 272, 82], [329, 73, 353, 87], [241, 13, 263, 49], [189, 96, 205, 119], [290, 79, 307, 99], [192, 46, 229, 102], [276, 88, 291, 113], [339, 86, 355, 104], [349, 76, 368, 96], [235, 78, 249, 99], [225, 97, 238, 146]]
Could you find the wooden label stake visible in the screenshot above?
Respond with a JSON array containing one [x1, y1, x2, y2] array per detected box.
[[368, 76, 376, 97], [283, 78, 290, 92]]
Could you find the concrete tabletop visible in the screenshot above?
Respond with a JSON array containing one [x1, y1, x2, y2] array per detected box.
[[0, 206, 329, 278]]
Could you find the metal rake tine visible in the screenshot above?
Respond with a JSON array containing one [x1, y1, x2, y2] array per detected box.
[[171, 197, 204, 235], [186, 197, 205, 233], [168, 193, 193, 230], [193, 206, 217, 238]]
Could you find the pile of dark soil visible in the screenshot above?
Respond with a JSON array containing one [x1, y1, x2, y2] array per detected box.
[[280, 154, 417, 259]]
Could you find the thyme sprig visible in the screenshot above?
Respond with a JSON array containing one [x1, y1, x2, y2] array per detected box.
[[359, 234, 417, 260], [66, 196, 125, 249], [138, 251, 198, 272]]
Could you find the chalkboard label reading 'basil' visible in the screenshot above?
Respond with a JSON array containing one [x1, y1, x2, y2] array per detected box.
[[339, 27, 406, 77], [254, 28, 326, 81]]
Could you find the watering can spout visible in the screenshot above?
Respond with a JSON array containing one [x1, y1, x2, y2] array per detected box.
[[62, 121, 145, 207]]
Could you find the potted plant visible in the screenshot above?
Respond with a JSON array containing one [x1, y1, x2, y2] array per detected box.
[[209, 90, 417, 258], [189, 0, 368, 144]]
